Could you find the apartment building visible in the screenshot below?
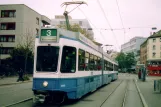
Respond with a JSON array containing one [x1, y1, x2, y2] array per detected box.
[[140, 30, 161, 75], [51, 15, 94, 40], [140, 40, 147, 65], [121, 36, 147, 64], [0, 4, 50, 59]]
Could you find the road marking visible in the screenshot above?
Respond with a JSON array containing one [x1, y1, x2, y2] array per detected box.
[[2, 97, 33, 107], [134, 79, 148, 107]]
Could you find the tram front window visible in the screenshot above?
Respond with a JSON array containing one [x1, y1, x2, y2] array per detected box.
[[36, 46, 59, 72]]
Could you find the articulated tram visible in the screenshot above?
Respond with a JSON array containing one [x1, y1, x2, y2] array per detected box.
[[32, 27, 118, 104]]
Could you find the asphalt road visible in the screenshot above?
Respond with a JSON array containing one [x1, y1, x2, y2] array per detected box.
[[0, 82, 33, 107], [2, 73, 161, 107], [8, 74, 143, 107]]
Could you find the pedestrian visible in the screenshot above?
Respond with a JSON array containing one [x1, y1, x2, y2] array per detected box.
[[138, 68, 141, 79], [142, 66, 146, 82], [17, 68, 24, 82]]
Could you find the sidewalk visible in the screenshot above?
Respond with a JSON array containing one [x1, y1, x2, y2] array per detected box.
[[0, 75, 33, 86], [136, 76, 161, 107]]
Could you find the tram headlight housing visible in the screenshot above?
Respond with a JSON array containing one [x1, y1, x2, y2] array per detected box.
[[43, 81, 48, 87]]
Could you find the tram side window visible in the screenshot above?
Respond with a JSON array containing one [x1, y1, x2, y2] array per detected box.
[[104, 60, 107, 70], [60, 46, 76, 73], [94, 55, 98, 70], [89, 54, 94, 70], [78, 49, 85, 71], [85, 52, 90, 71], [112, 64, 114, 71], [97, 57, 101, 71], [110, 63, 112, 71], [107, 61, 110, 71]]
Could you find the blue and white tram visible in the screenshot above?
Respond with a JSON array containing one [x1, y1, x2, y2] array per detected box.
[[32, 27, 118, 103]]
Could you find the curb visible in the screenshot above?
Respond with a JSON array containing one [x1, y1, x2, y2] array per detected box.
[[2, 97, 33, 107], [134, 79, 148, 107], [0, 80, 32, 86]]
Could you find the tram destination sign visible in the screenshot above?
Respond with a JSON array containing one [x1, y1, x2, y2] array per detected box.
[[40, 29, 58, 42]]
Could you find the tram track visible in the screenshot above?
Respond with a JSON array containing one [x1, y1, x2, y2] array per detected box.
[[99, 80, 124, 107], [2, 97, 33, 107], [99, 77, 143, 107], [121, 80, 129, 107]]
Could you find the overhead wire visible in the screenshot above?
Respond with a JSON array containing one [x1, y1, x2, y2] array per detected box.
[[115, 0, 126, 43], [97, 0, 120, 50], [72, 0, 107, 43]]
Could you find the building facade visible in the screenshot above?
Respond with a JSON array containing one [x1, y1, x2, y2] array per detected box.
[[140, 30, 161, 76], [121, 36, 147, 64], [140, 40, 147, 65], [0, 4, 50, 59], [147, 31, 161, 75], [51, 15, 94, 40], [121, 36, 147, 54]]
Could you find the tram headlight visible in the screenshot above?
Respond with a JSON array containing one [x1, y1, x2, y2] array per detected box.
[[43, 81, 48, 87]]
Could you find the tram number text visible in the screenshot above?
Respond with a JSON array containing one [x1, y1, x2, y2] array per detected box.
[[46, 30, 51, 36]]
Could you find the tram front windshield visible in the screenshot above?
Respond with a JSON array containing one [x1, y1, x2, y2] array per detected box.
[[36, 46, 59, 72]]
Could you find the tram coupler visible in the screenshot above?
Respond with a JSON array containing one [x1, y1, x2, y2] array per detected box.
[[33, 94, 46, 103]]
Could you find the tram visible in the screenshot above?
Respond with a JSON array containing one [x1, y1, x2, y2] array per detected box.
[[32, 27, 118, 104]]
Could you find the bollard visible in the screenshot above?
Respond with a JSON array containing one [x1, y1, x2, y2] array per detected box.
[[154, 79, 161, 93]]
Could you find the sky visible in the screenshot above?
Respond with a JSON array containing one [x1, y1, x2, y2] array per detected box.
[[1, 0, 161, 51]]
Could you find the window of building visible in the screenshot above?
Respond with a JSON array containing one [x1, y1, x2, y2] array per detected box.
[[1, 10, 16, 18], [36, 18, 39, 25], [153, 38, 156, 42], [60, 46, 76, 73], [153, 52, 156, 58], [1, 47, 14, 54], [0, 23, 15, 30], [60, 21, 63, 25], [153, 45, 156, 50], [79, 21, 82, 26], [0, 35, 15, 42], [36, 29, 39, 36], [78, 49, 85, 71]]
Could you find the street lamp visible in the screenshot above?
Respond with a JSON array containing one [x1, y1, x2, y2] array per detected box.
[[151, 27, 157, 35], [0, 44, 3, 65], [103, 44, 113, 54]]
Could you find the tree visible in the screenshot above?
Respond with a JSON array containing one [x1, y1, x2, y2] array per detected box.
[[115, 52, 126, 72], [8, 29, 34, 74], [57, 23, 93, 40], [126, 52, 136, 69], [115, 52, 136, 72], [9, 46, 34, 74]]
